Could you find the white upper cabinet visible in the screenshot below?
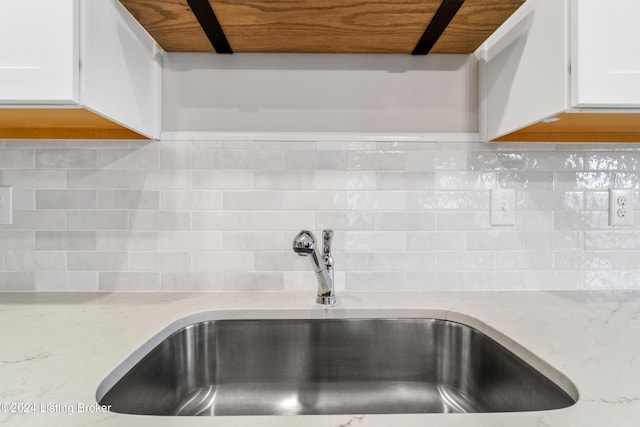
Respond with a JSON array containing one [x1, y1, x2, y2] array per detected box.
[[572, 0, 640, 107], [479, 0, 640, 142], [0, 0, 161, 139], [0, 0, 77, 103]]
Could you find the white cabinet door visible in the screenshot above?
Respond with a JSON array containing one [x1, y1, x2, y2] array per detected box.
[[81, 0, 161, 139], [0, 0, 78, 103], [572, 0, 640, 107]]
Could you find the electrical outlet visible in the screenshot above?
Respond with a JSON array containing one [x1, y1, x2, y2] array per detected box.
[[0, 186, 13, 225], [491, 188, 516, 225], [609, 189, 634, 226]]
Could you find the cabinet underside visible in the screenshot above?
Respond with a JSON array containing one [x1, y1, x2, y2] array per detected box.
[[0, 108, 147, 140]]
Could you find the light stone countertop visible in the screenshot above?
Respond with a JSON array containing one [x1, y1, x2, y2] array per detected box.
[[1, 290, 639, 427]]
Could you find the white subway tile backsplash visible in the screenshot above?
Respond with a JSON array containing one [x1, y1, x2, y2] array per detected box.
[[377, 172, 435, 190], [223, 231, 284, 251], [437, 251, 495, 271], [469, 152, 525, 171], [0, 150, 34, 169], [434, 172, 495, 190], [223, 271, 284, 290], [524, 270, 584, 289], [315, 171, 376, 190], [467, 271, 525, 289], [586, 231, 640, 250], [192, 252, 253, 271], [467, 231, 525, 250], [407, 191, 465, 210], [340, 231, 405, 252], [129, 252, 191, 272], [374, 252, 436, 271], [406, 231, 466, 251], [315, 211, 375, 230], [35, 271, 98, 291], [496, 171, 555, 190], [161, 272, 223, 291], [554, 211, 609, 230], [284, 191, 345, 210], [345, 191, 404, 210], [97, 231, 158, 251], [192, 211, 253, 231], [0, 272, 36, 290], [526, 231, 584, 251], [4, 252, 67, 271], [97, 190, 159, 210], [160, 190, 222, 211], [223, 150, 283, 170], [586, 153, 640, 171], [68, 211, 129, 230], [129, 211, 191, 231], [98, 149, 159, 170], [13, 190, 36, 210], [68, 252, 128, 271], [406, 271, 465, 290], [284, 151, 346, 170], [0, 231, 34, 250], [251, 211, 315, 231], [525, 152, 584, 171], [496, 251, 553, 270], [406, 151, 467, 171], [556, 172, 612, 191], [527, 191, 585, 211], [225, 191, 284, 210], [67, 170, 129, 189], [130, 170, 192, 190], [36, 190, 97, 209], [3, 170, 66, 189], [436, 212, 491, 230], [9, 211, 66, 230], [2, 140, 640, 291], [159, 231, 222, 251], [376, 212, 436, 231], [346, 151, 406, 171], [36, 149, 96, 169], [192, 170, 253, 189], [345, 272, 406, 290], [255, 171, 315, 190], [99, 272, 160, 291], [36, 231, 96, 251], [613, 172, 640, 189], [160, 148, 221, 169]]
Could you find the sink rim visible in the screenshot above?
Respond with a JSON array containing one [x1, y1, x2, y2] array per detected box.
[[95, 307, 579, 406]]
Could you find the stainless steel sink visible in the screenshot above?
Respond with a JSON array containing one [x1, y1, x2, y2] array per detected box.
[[97, 316, 577, 416]]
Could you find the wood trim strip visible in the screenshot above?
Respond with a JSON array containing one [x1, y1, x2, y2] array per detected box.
[[186, 0, 233, 53], [412, 0, 465, 55]]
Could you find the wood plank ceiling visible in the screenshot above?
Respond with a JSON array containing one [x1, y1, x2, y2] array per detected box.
[[119, 0, 525, 54]]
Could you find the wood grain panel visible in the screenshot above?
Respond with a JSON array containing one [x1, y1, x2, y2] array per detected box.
[[493, 113, 640, 143], [119, 0, 525, 53], [0, 108, 147, 140], [431, 0, 525, 53]]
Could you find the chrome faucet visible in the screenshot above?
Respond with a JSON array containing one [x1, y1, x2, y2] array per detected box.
[[292, 229, 335, 305]]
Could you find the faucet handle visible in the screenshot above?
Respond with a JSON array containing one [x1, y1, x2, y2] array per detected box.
[[322, 229, 333, 256]]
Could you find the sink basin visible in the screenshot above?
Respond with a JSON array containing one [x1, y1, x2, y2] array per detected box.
[[97, 313, 577, 416]]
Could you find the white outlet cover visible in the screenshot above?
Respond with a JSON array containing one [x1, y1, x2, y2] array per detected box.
[[0, 186, 12, 225], [609, 189, 634, 226], [491, 188, 516, 226]]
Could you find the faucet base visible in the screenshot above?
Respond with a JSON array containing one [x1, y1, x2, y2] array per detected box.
[[316, 295, 336, 305]]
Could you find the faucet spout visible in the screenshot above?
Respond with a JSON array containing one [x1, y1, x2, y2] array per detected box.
[[292, 230, 336, 305]]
